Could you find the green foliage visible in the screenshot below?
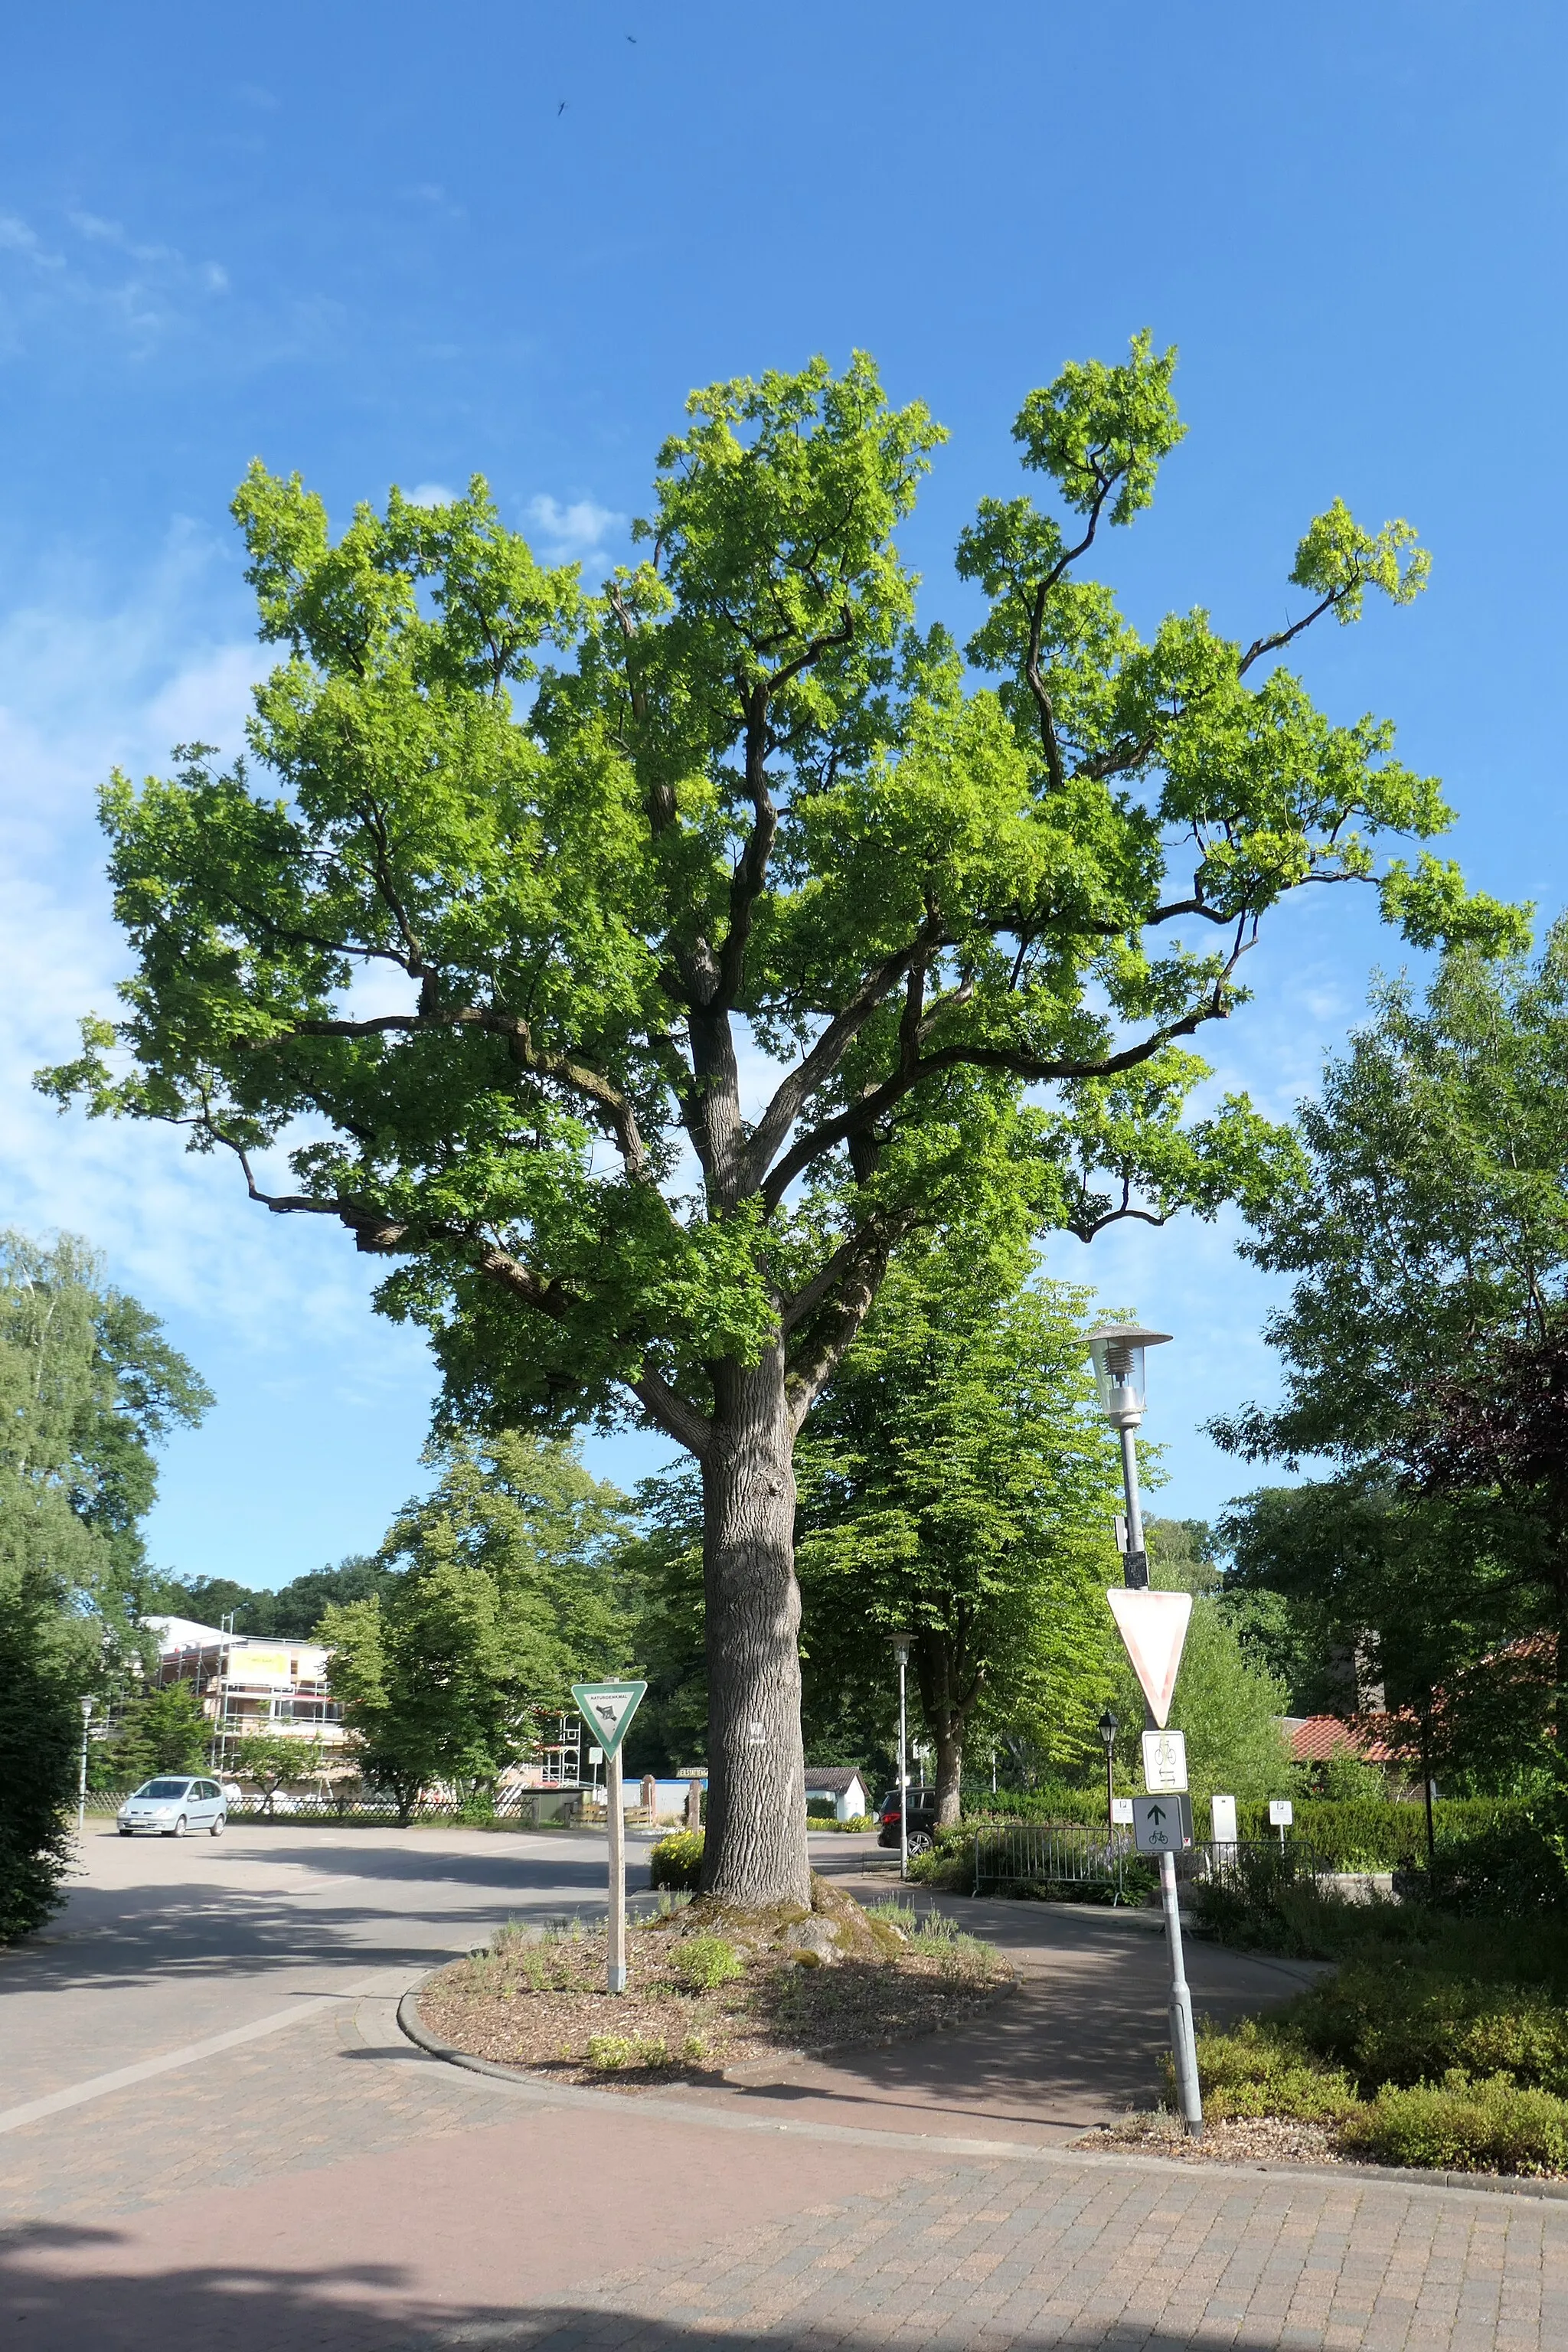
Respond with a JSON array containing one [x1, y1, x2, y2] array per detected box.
[[1340, 2075, 1568, 2173], [0, 1231, 210, 1937], [230, 1730, 322, 1807], [0, 1577, 81, 1942], [322, 1430, 632, 1821], [1189, 2017, 1357, 2124], [45, 344, 1508, 1893], [1217, 931, 1568, 1783], [795, 1251, 1124, 1797], [671, 1934, 743, 1991], [157, 1556, 394, 1642], [648, 1829, 705, 1891], [586, 2032, 668, 2073], [379, 1429, 635, 1704], [118, 1678, 210, 1777], [0, 1230, 211, 1641], [1186, 1903, 1568, 2170]]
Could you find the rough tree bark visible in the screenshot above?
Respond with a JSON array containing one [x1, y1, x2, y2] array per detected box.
[[698, 1341, 811, 1906], [916, 1626, 980, 1828]]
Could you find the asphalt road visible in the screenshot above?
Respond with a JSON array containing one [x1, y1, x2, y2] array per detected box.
[[0, 1817, 668, 2118]]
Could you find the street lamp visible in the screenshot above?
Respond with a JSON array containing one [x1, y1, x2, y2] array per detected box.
[[888, 1632, 912, 1882], [77, 1697, 94, 1838], [1097, 1707, 1119, 1834], [1085, 1318, 1203, 2138], [1086, 1324, 1171, 1590]]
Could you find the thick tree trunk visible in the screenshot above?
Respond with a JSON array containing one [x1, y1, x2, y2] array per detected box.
[[700, 1338, 811, 1906], [916, 1631, 972, 1827], [933, 1723, 965, 1826]]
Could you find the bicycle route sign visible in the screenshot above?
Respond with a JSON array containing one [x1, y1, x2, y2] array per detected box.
[[1132, 1793, 1194, 1854]]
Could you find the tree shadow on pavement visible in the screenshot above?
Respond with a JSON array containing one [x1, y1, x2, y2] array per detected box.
[[0, 2229, 1316, 2352]]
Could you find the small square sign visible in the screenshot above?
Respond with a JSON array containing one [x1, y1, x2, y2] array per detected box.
[[1111, 1796, 1134, 1825], [1132, 1794, 1194, 1854], [1269, 1798, 1294, 1828], [1141, 1729, 1188, 1792]]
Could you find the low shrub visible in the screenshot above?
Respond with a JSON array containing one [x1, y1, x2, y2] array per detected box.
[[648, 1829, 704, 1892], [1185, 2017, 1357, 2124], [671, 1934, 743, 1991], [1421, 1816, 1568, 1917], [1340, 2073, 1568, 2174], [586, 2032, 668, 2073], [1292, 1959, 1568, 2096]]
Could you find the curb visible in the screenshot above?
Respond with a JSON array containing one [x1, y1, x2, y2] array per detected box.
[[394, 1986, 1568, 2204]]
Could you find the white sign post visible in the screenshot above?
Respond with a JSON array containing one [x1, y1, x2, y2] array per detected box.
[[1210, 1792, 1238, 1847], [1269, 1796, 1294, 1851], [1106, 1585, 1203, 2137], [571, 1681, 647, 1994]]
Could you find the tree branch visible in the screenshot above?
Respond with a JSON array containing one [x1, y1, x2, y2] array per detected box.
[[270, 1006, 652, 1179], [1237, 588, 1345, 676], [628, 1368, 714, 1458], [741, 928, 939, 1194], [762, 983, 1236, 1213], [784, 1218, 906, 1432]]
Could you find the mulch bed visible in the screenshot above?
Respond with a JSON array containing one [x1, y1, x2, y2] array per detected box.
[[1079, 2114, 1345, 2167], [418, 1880, 1012, 2089]]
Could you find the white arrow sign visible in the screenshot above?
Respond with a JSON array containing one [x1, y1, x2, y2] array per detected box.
[[1106, 1589, 1192, 1729], [570, 1681, 647, 1762]]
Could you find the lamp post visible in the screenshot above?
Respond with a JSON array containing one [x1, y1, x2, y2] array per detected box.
[[1097, 1707, 1119, 1834], [77, 1697, 93, 1838], [889, 1632, 912, 1881], [1086, 1320, 1202, 2138]]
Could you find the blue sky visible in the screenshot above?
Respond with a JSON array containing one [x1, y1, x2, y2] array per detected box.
[[2, 2, 1563, 1587]]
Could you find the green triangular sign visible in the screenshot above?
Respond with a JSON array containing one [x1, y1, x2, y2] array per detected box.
[[571, 1681, 647, 1762]]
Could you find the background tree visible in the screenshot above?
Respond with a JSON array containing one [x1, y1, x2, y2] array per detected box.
[[322, 1550, 528, 1821], [1109, 1541, 1292, 1800], [229, 1730, 323, 1811], [377, 1429, 634, 1698], [794, 1250, 1122, 1821], [46, 338, 1517, 1904], [0, 1230, 210, 1934], [117, 1677, 211, 1778], [0, 1578, 80, 1942], [155, 1555, 394, 1641], [1215, 929, 1568, 1785]]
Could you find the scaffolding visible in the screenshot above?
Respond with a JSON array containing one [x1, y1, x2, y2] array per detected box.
[[536, 1710, 583, 1787]]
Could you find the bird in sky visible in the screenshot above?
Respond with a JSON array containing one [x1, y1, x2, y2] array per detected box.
[[557, 100, 567, 114]]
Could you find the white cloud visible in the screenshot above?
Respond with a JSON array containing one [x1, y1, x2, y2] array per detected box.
[[0, 206, 228, 354], [404, 481, 458, 508], [525, 493, 626, 563]]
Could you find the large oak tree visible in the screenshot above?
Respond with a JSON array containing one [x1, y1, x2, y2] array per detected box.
[[44, 337, 1517, 1903]]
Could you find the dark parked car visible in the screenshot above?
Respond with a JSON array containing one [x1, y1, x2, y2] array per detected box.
[[877, 1786, 939, 1856]]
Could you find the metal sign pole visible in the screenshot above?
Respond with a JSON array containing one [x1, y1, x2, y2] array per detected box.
[[606, 1746, 627, 1994], [1119, 1435, 1203, 2138], [898, 1652, 909, 1883]]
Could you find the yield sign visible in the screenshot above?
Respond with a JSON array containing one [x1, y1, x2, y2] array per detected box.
[[571, 1681, 647, 1762], [1106, 1589, 1192, 1729]]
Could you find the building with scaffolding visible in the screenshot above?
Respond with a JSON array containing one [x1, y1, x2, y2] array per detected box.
[[146, 1617, 348, 1769]]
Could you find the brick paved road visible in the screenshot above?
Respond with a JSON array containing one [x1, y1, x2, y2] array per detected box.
[[3, 1825, 1564, 2348]]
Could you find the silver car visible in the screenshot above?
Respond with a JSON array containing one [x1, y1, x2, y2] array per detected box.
[[117, 1775, 227, 1838]]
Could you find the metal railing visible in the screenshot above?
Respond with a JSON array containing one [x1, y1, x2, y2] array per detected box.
[[970, 1823, 1331, 1903], [85, 1785, 592, 1828], [972, 1821, 1137, 1900]]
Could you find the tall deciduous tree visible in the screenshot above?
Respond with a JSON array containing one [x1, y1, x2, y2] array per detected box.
[[0, 1231, 211, 1936], [1215, 931, 1568, 1779], [794, 1253, 1122, 1821], [43, 339, 1517, 1903]]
